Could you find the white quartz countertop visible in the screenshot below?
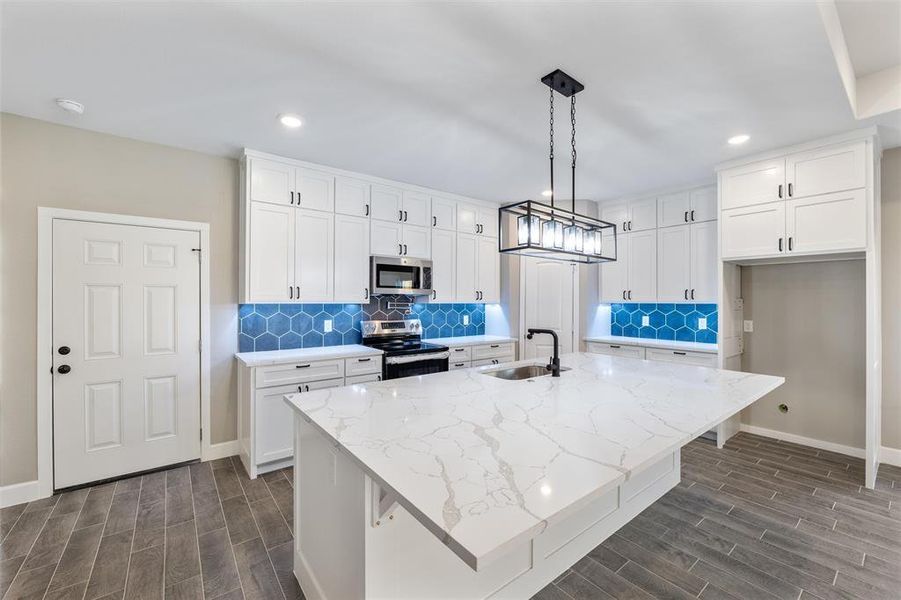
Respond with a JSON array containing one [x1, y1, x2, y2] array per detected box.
[[585, 335, 718, 354], [284, 352, 782, 570], [426, 334, 517, 347], [235, 344, 382, 367]]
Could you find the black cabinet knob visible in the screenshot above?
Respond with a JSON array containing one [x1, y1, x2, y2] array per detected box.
[[58, 346, 71, 355], [57, 364, 71, 374]]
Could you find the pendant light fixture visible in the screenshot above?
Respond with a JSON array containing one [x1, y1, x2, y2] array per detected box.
[[500, 69, 617, 264]]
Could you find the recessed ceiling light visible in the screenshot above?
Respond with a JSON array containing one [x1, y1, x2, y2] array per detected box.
[[728, 134, 750, 145], [541, 189, 553, 197], [56, 98, 84, 115], [278, 113, 303, 129]]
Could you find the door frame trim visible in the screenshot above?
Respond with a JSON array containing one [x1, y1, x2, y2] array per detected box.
[[37, 208, 212, 497]]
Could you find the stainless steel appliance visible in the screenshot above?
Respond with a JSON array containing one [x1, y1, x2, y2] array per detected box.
[[361, 319, 448, 380], [370, 256, 433, 296]]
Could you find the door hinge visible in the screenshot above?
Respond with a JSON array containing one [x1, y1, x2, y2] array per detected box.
[[191, 248, 202, 262], [200, 428, 203, 441]]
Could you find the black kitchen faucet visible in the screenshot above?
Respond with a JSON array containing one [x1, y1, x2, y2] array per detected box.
[[526, 328, 561, 377]]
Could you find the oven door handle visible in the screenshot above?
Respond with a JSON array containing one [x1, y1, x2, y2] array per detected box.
[[384, 351, 450, 365]]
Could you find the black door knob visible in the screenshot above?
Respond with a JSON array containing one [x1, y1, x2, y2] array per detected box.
[[58, 346, 70, 355], [57, 365, 71, 374]]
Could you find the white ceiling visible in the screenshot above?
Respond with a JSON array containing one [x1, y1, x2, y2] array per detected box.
[[2, 1, 899, 202], [836, 0, 900, 77]]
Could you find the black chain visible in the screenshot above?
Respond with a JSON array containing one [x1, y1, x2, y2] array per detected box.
[[570, 95, 577, 208]]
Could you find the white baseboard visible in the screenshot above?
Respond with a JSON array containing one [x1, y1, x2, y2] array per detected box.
[[738, 424, 865, 459], [204, 439, 240, 462], [879, 445, 901, 468], [0, 479, 43, 509]]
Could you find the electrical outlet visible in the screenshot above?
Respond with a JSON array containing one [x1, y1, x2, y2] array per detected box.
[[743, 320, 754, 333], [642, 315, 650, 327], [323, 319, 333, 333], [463, 314, 470, 325], [698, 317, 707, 330]]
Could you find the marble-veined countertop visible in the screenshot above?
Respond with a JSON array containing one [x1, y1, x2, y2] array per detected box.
[[235, 344, 382, 367], [284, 352, 783, 569]]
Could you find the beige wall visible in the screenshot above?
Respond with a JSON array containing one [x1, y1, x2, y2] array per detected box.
[[882, 147, 901, 450], [0, 113, 238, 486], [740, 261, 866, 448]]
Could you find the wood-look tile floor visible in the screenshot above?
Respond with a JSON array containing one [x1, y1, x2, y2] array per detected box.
[[2, 433, 900, 599]]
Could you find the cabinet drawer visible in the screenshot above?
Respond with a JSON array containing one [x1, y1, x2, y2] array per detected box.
[[449, 346, 472, 361], [449, 360, 471, 370], [255, 359, 344, 388], [586, 342, 645, 359], [344, 356, 382, 377], [472, 355, 514, 368], [346, 373, 382, 385], [646, 348, 717, 367], [471, 343, 515, 361]]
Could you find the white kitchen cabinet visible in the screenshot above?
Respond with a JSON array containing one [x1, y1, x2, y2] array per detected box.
[[344, 356, 382, 378], [402, 224, 431, 259], [603, 198, 656, 233], [431, 197, 456, 231], [402, 191, 431, 228], [657, 225, 691, 302], [690, 220, 718, 302], [657, 221, 717, 302], [477, 236, 500, 302], [248, 158, 295, 207], [254, 383, 304, 465], [656, 192, 691, 229], [586, 342, 645, 359], [785, 189, 866, 255], [599, 231, 629, 302], [296, 168, 334, 212], [785, 141, 865, 200], [690, 186, 718, 223], [334, 214, 371, 303], [646, 348, 717, 367], [478, 205, 498, 237], [345, 373, 382, 384], [370, 220, 403, 257], [720, 157, 785, 210], [335, 176, 371, 217], [457, 203, 477, 235], [248, 201, 295, 302], [449, 360, 470, 371], [370, 184, 404, 222], [721, 202, 786, 260], [456, 233, 478, 303], [627, 229, 657, 301], [457, 203, 497, 236], [430, 228, 456, 302], [295, 209, 334, 301]]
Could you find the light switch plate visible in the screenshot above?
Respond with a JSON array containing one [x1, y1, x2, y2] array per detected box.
[[463, 314, 470, 325], [323, 319, 333, 333], [642, 315, 650, 327], [698, 317, 707, 330], [743, 320, 754, 332]]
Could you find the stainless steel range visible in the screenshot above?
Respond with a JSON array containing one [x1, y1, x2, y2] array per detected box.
[[361, 319, 449, 380]]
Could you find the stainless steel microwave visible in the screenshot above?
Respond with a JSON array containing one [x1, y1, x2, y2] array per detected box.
[[370, 256, 433, 296]]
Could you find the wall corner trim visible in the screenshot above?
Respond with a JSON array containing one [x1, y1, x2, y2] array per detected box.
[[0, 480, 43, 509]]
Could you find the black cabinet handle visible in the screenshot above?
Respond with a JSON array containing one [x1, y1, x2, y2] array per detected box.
[[399, 209, 403, 221], [305, 384, 310, 392], [289, 286, 293, 299], [628, 290, 632, 300], [297, 385, 302, 393], [296, 286, 300, 298], [788, 183, 793, 197], [364, 287, 368, 299], [778, 184, 783, 198], [454, 363, 465, 368], [778, 237, 783, 252], [433, 216, 437, 227], [358, 358, 371, 362], [57, 364, 71, 374], [690, 209, 695, 221], [691, 289, 695, 300], [404, 210, 408, 222], [398, 243, 403, 255], [296, 364, 311, 369], [454, 348, 466, 352], [788, 237, 793, 251], [673, 351, 687, 356], [365, 204, 369, 216], [684, 211, 688, 223], [684, 289, 688, 300], [622, 290, 626, 300], [290, 191, 295, 205], [403, 244, 408, 255], [628, 220, 632, 231], [609, 345, 621, 349]]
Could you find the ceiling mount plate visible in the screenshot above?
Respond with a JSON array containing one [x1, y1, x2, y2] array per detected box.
[[541, 69, 584, 97]]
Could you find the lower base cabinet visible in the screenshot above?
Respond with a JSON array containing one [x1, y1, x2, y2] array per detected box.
[[238, 354, 382, 478], [448, 342, 515, 369], [586, 341, 716, 367]]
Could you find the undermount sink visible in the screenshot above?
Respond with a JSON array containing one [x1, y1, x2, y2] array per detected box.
[[482, 364, 571, 380]]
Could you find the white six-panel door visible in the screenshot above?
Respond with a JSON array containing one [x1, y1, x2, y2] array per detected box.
[[523, 258, 575, 360], [53, 220, 201, 488]]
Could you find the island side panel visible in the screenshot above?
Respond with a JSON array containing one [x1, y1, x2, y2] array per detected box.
[[294, 413, 366, 600]]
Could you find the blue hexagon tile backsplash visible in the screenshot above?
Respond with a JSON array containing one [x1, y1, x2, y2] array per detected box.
[[238, 294, 486, 352], [610, 303, 717, 344]]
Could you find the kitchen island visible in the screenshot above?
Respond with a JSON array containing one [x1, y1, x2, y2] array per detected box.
[[285, 352, 783, 599]]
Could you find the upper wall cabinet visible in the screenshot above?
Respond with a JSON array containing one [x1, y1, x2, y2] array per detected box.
[[370, 184, 403, 222], [657, 186, 717, 228], [602, 197, 656, 233], [248, 157, 335, 211], [335, 177, 370, 217], [402, 191, 431, 227], [431, 197, 457, 231], [719, 139, 870, 261], [457, 203, 498, 237]]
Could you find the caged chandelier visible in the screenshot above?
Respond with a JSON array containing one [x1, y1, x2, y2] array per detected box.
[[498, 70, 617, 264]]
